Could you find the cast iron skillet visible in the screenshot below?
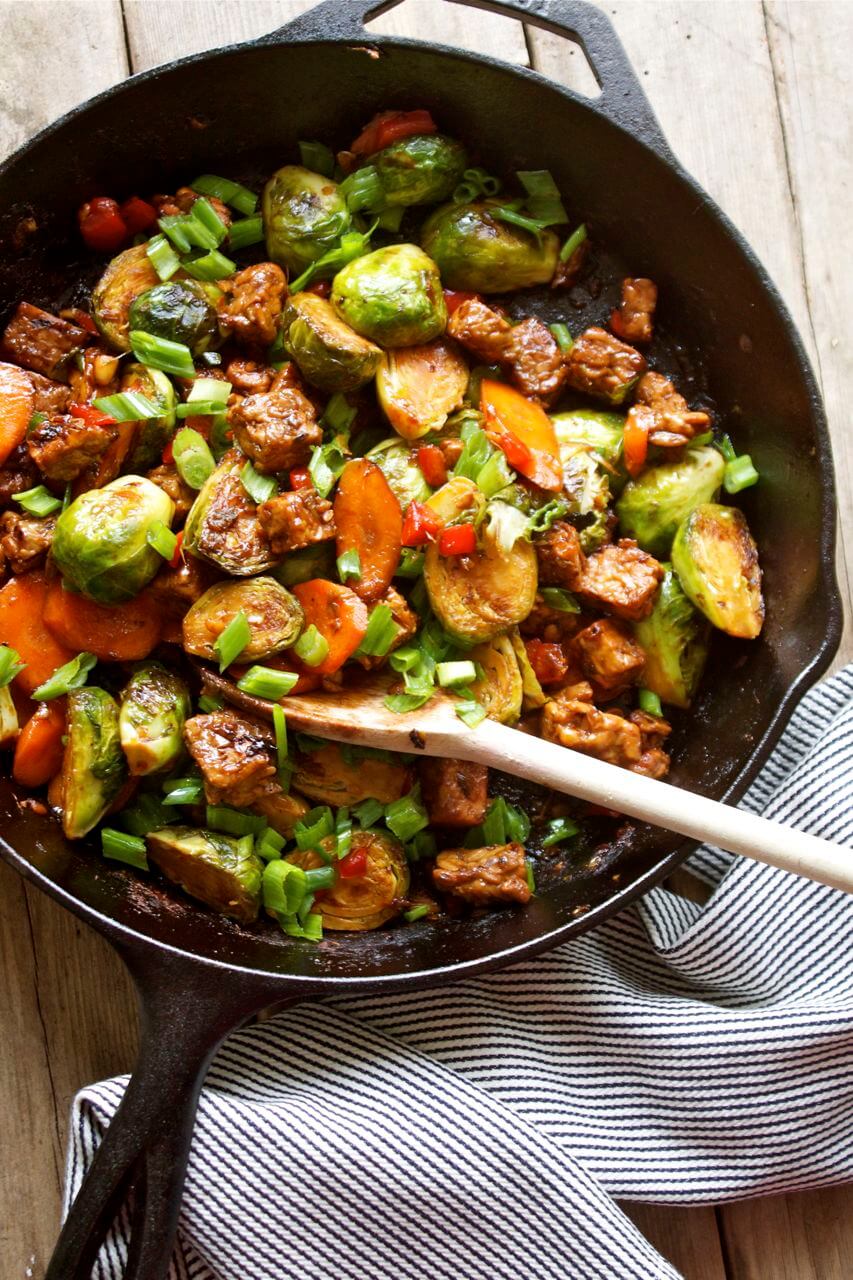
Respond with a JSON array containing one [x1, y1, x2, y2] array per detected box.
[[0, 1, 841, 1275]]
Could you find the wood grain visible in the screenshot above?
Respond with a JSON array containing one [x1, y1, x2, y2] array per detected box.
[[0, 3, 851, 1278]]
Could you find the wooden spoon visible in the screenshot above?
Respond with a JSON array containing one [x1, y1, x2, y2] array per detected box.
[[202, 669, 853, 894]]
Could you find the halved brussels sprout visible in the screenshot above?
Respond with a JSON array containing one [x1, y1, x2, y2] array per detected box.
[[331, 244, 446, 349], [251, 789, 310, 837], [183, 452, 278, 576], [146, 826, 263, 923], [470, 634, 523, 723], [552, 409, 625, 470], [293, 742, 411, 806], [509, 628, 549, 711], [92, 243, 161, 351], [372, 134, 467, 207], [53, 475, 174, 604], [60, 687, 126, 839], [671, 503, 764, 639], [263, 165, 352, 274], [119, 662, 191, 775], [420, 199, 559, 293], [425, 475, 485, 524], [0, 685, 18, 748], [120, 363, 178, 472], [288, 829, 409, 930], [375, 338, 469, 440], [633, 565, 710, 709], [128, 281, 218, 356], [282, 292, 381, 393], [183, 577, 304, 662], [424, 511, 538, 644], [272, 542, 336, 587], [561, 449, 613, 553], [366, 438, 432, 508], [616, 447, 725, 557]]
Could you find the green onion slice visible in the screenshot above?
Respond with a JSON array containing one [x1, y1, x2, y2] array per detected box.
[[724, 455, 759, 494], [638, 688, 663, 717], [256, 827, 286, 862], [356, 604, 399, 658], [237, 665, 299, 700], [182, 248, 237, 281], [0, 645, 25, 687], [455, 698, 487, 729], [205, 804, 267, 837], [129, 330, 195, 379], [293, 624, 330, 668], [146, 233, 181, 281], [384, 789, 429, 843], [404, 903, 430, 923], [172, 426, 216, 490], [541, 816, 580, 849], [295, 804, 334, 852], [146, 520, 177, 561], [240, 460, 277, 505], [102, 828, 149, 870], [92, 390, 161, 421], [353, 797, 385, 829], [436, 660, 477, 688], [272, 704, 288, 778], [162, 776, 205, 806], [308, 442, 347, 498], [13, 485, 62, 516], [337, 548, 361, 582], [540, 587, 581, 613], [214, 610, 251, 672], [549, 322, 573, 353], [227, 215, 264, 252], [560, 222, 588, 263], [191, 174, 258, 216], [32, 652, 96, 701], [298, 140, 335, 177]]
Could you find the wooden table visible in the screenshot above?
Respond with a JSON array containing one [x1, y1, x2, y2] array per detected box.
[[1, 2, 851, 1276]]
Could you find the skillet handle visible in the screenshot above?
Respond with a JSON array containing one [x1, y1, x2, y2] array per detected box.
[[266, 0, 672, 157], [45, 944, 279, 1280]]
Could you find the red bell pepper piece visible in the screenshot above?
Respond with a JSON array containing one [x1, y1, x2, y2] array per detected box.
[[305, 280, 332, 299], [168, 530, 184, 569], [416, 444, 447, 489], [524, 639, 569, 687], [351, 109, 437, 156], [119, 195, 157, 235], [78, 197, 128, 253], [161, 438, 174, 465], [623, 415, 650, 477], [339, 848, 368, 878], [289, 466, 313, 490], [443, 289, 480, 316], [401, 501, 443, 548], [437, 523, 476, 557], [68, 402, 117, 428]]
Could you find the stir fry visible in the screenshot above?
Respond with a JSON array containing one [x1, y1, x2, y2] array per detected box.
[[0, 109, 764, 940]]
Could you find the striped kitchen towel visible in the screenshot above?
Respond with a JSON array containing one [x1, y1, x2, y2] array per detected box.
[[67, 666, 853, 1280]]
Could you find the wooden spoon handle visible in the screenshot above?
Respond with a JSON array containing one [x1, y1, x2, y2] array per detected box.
[[462, 723, 853, 894]]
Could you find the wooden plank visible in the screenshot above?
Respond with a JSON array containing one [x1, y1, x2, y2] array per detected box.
[[719, 1185, 853, 1280], [622, 1203, 727, 1280]]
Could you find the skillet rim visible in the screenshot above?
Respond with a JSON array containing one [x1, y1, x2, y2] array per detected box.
[[0, 30, 842, 989]]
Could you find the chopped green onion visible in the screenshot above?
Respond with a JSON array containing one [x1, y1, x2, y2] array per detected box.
[[549, 322, 573, 353], [32, 651, 96, 701], [475, 449, 514, 497], [525, 860, 536, 893], [540, 587, 581, 613], [120, 793, 173, 836], [638, 688, 663, 717], [395, 548, 425, 578], [298, 891, 316, 923], [146, 233, 181, 281], [146, 520, 178, 561], [214, 610, 251, 672], [384, 690, 434, 714], [293, 624, 330, 667], [560, 222, 588, 262], [305, 865, 336, 891], [256, 827, 286, 862], [335, 806, 353, 859], [505, 799, 531, 843], [191, 197, 229, 246], [129, 330, 195, 379], [240, 460, 277, 505], [322, 392, 357, 436], [384, 789, 429, 843], [516, 169, 568, 225], [724, 455, 759, 494], [182, 248, 237, 281], [299, 912, 324, 941], [340, 164, 383, 213], [541, 816, 580, 848], [298, 140, 335, 177], [295, 805, 334, 851], [206, 804, 267, 837], [690, 430, 714, 447], [172, 426, 216, 490], [209, 412, 230, 459], [13, 485, 62, 516], [716, 433, 737, 463], [464, 796, 530, 848], [191, 174, 258, 216], [490, 204, 551, 241], [455, 698, 487, 729], [337, 548, 361, 581], [162, 776, 204, 806], [157, 215, 194, 254], [308, 441, 347, 498], [404, 904, 430, 923], [197, 693, 223, 713], [356, 604, 399, 658], [177, 400, 229, 418], [405, 830, 437, 862], [353, 797, 385, 829], [102, 828, 149, 870], [93, 390, 160, 421], [272, 703, 288, 780], [0, 645, 25, 687], [237, 666, 299, 700], [188, 377, 230, 405], [263, 859, 308, 915], [452, 180, 479, 203], [376, 205, 405, 232], [436, 660, 477, 688], [289, 222, 377, 294], [227, 214, 264, 252]]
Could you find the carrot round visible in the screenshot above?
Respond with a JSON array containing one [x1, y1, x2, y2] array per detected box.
[[13, 700, 66, 787], [43, 578, 162, 661], [334, 458, 403, 602], [480, 378, 563, 491], [0, 363, 34, 467], [0, 573, 75, 694], [291, 579, 369, 675]]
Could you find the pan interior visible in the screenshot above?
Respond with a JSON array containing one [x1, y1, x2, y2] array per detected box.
[[0, 38, 838, 983]]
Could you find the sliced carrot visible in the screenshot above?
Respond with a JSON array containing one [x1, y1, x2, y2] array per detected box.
[[0, 573, 75, 694], [291, 579, 369, 676], [623, 414, 649, 477], [334, 459, 402, 602], [480, 378, 563, 492], [13, 700, 66, 787], [0, 362, 35, 466], [43, 578, 162, 661]]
